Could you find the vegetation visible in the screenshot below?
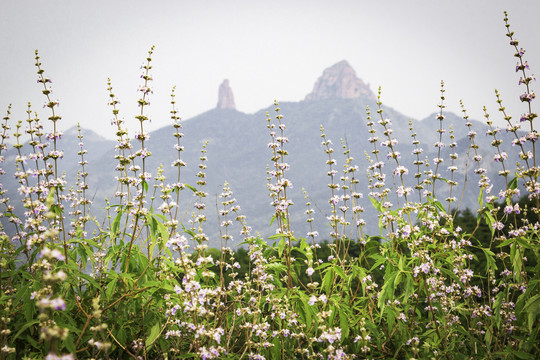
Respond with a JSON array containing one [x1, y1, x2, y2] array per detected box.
[[0, 12, 539, 359]]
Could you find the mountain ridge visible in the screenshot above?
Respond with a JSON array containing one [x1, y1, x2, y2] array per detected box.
[[1, 61, 526, 247]]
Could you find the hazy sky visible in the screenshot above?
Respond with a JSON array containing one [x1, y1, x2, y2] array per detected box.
[[1, 0, 539, 139]]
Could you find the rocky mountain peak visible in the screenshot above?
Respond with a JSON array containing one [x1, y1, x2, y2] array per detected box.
[[217, 79, 236, 110], [305, 60, 375, 101]]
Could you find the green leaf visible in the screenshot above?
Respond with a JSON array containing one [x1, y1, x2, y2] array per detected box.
[[142, 180, 149, 193], [369, 196, 383, 212], [25, 334, 39, 349], [522, 294, 540, 312], [368, 254, 387, 272], [386, 307, 396, 330], [12, 320, 39, 341], [184, 183, 197, 192], [111, 210, 123, 238], [522, 294, 540, 332], [63, 334, 76, 354], [513, 351, 535, 359], [433, 200, 446, 214], [492, 292, 504, 329], [484, 211, 495, 236], [177, 354, 198, 359], [511, 242, 523, 282], [484, 327, 492, 346], [477, 188, 484, 208], [277, 238, 286, 257], [271, 335, 282, 359], [394, 271, 402, 288], [300, 296, 313, 330], [481, 247, 498, 272], [117, 327, 127, 345], [339, 307, 350, 339], [322, 268, 334, 293], [106, 279, 118, 300], [266, 262, 287, 273], [146, 321, 162, 348], [156, 218, 170, 249], [508, 176, 518, 190], [378, 271, 397, 309], [79, 273, 104, 292], [497, 237, 514, 248], [333, 265, 346, 280]]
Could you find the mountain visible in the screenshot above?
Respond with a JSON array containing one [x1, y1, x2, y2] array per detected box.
[[305, 60, 375, 101], [217, 79, 236, 110], [1, 62, 526, 247]]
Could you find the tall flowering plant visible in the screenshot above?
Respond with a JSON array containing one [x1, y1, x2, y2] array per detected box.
[[0, 11, 538, 360]]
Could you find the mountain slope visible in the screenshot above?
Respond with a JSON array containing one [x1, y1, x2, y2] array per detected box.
[[0, 62, 527, 247]]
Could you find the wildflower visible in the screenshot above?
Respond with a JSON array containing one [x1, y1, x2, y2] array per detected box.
[[520, 92, 535, 102], [400, 225, 411, 238], [317, 327, 341, 344], [41, 247, 65, 261], [393, 166, 408, 175], [492, 221, 504, 231], [45, 353, 75, 360], [413, 262, 430, 277], [406, 337, 419, 346], [500, 269, 512, 277], [494, 152, 508, 162]]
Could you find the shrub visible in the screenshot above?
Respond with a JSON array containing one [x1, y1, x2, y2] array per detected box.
[[0, 11, 538, 360]]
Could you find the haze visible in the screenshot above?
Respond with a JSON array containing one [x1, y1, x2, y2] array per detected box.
[[1, 0, 539, 138]]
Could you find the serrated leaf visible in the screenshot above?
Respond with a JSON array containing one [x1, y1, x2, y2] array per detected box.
[[497, 237, 514, 248], [522, 294, 540, 332], [522, 294, 540, 312], [271, 335, 282, 359], [477, 188, 484, 208], [322, 269, 334, 293], [12, 320, 39, 341], [333, 265, 346, 280], [277, 238, 286, 257], [301, 296, 313, 330], [111, 210, 123, 238], [484, 212, 495, 236], [339, 307, 350, 339], [106, 279, 118, 300], [79, 273, 104, 292], [378, 271, 397, 309], [481, 247, 498, 272], [266, 263, 287, 274], [146, 321, 162, 348], [433, 200, 446, 213], [64, 334, 76, 353], [513, 351, 535, 359]]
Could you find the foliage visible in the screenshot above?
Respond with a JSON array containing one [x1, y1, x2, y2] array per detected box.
[[0, 12, 539, 360]]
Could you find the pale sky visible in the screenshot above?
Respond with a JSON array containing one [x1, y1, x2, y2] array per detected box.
[[1, 0, 539, 139]]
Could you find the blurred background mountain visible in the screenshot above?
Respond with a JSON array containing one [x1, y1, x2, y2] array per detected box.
[[1, 61, 525, 247]]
